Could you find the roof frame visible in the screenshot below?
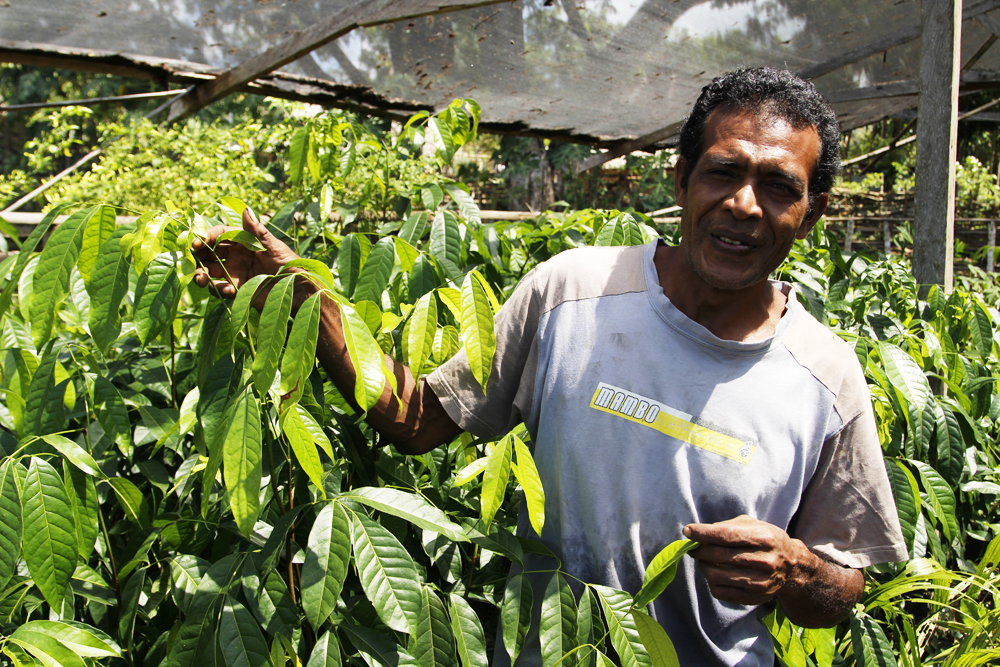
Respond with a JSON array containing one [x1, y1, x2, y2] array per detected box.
[[166, 0, 511, 123]]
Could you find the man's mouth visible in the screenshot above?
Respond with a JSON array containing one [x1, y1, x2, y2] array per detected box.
[[712, 233, 754, 249]]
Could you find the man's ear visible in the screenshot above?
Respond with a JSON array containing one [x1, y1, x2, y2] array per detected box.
[[797, 192, 828, 239], [674, 157, 687, 207]]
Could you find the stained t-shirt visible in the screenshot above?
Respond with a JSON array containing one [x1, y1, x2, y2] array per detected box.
[[427, 240, 907, 666]]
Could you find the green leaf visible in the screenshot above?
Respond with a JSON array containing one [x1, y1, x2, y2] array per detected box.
[[342, 487, 467, 542], [932, 400, 965, 486], [501, 574, 532, 664], [0, 460, 22, 589], [633, 539, 699, 610], [593, 585, 652, 667], [481, 435, 511, 529], [0, 203, 70, 326], [406, 291, 437, 378], [241, 559, 298, 638], [338, 233, 371, 299], [108, 477, 146, 524], [307, 630, 342, 667], [595, 213, 647, 247], [631, 611, 679, 667], [280, 405, 326, 494], [88, 224, 134, 353], [218, 229, 266, 252], [429, 117, 455, 162], [133, 252, 181, 346], [850, 610, 897, 667], [302, 501, 351, 631], [422, 184, 444, 211], [341, 624, 403, 667], [230, 274, 270, 337], [222, 387, 263, 537], [23, 343, 58, 438], [288, 127, 309, 184], [41, 434, 104, 478], [444, 183, 481, 226], [340, 303, 388, 413], [354, 237, 396, 305], [78, 204, 116, 285], [966, 300, 993, 358], [94, 376, 132, 457], [541, 572, 577, 667], [14, 620, 121, 658], [909, 459, 958, 540], [577, 589, 599, 667], [461, 270, 496, 392], [9, 630, 88, 667], [449, 593, 487, 667], [285, 258, 336, 294], [401, 212, 429, 245], [878, 342, 930, 424], [252, 274, 295, 394], [408, 256, 439, 302], [22, 457, 77, 611], [349, 509, 422, 634], [280, 291, 322, 407], [411, 586, 455, 667], [511, 435, 545, 535], [885, 459, 919, 554], [430, 210, 462, 272], [220, 597, 272, 667], [63, 466, 99, 560], [29, 206, 91, 346], [169, 555, 211, 615]]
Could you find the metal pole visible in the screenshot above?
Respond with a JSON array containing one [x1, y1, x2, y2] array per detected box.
[[913, 0, 962, 292], [0, 90, 181, 112]]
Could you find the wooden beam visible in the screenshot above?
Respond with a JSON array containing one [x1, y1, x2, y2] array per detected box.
[[913, 0, 963, 291], [166, 0, 510, 123], [575, 120, 684, 173], [976, 12, 1000, 36], [797, 0, 1000, 81], [826, 81, 919, 103]]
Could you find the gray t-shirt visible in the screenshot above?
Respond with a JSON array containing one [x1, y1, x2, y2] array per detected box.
[[428, 240, 907, 666]]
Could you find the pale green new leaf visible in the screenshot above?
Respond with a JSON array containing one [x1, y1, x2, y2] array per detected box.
[[220, 597, 272, 667], [449, 593, 487, 667], [512, 435, 545, 535], [29, 206, 90, 346], [501, 574, 532, 664], [280, 406, 326, 494], [633, 539, 699, 610], [288, 127, 309, 183], [481, 436, 511, 529], [12, 620, 121, 658], [461, 270, 496, 391], [349, 509, 422, 634], [354, 237, 396, 305], [22, 457, 78, 612], [429, 117, 455, 162], [307, 631, 342, 667], [631, 611, 679, 667], [593, 585, 652, 667], [133, 252, 181, 346], [218, 229, 265, 252], [296, 403, 335, 459], [222, 387, 263, 536], [541, 572, 577, 667], [340, 303, 388, 413], [302, 501, 351, 631], [407, 291, 437, 378], [252, 274, 295, 394], [411, 586, 455, 667], [453, 458, 488, 486], [9, 630, 88, 667], [280, 291, 322, 406], [79, 204, 116, 284], [0, 460, 22, 589], [343, 487, 466, 542]]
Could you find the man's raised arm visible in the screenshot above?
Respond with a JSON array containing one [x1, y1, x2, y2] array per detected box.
[[192, 208, 462, 455]]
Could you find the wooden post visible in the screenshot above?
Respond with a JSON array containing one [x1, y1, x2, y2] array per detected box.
[[844, 219, 854, 252], [884, 219, 893, 254], [988, 219, 996, 272], [913, 0, 962, 292]]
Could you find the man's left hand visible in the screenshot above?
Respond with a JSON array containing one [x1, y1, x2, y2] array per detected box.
[[683, 515, 863, 627]]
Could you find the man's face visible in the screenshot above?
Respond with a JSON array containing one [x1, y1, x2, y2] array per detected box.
[[674, 109, 827, 292]]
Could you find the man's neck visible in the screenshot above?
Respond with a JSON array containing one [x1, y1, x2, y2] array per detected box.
[[653, 245, 788, 342]]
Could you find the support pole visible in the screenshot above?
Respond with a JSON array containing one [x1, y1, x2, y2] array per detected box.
[[913, 0, 962, 292], [844, 219, 854, 252], [884, 219, 892, 254], [988, 219, 996, 272]]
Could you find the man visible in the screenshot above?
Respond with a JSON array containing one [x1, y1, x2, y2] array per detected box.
[[194, 68, 906, 665]]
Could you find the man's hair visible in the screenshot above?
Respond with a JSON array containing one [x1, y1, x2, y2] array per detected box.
[[678, 67, 841, 215]]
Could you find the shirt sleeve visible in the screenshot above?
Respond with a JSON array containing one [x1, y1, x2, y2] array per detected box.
[[426, 266, 544, 440], [789, 402, 909, 568]]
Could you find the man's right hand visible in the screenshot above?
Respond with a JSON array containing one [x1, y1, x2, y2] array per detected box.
[[192, 207, 301, 309]]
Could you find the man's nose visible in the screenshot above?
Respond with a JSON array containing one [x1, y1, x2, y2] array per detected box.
[[724, 183, 763, 219]]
